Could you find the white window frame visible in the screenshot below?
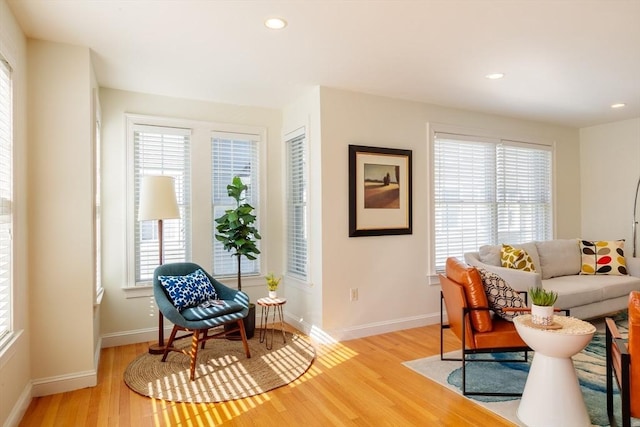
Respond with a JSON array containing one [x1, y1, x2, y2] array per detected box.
[[124, 114, 267, 292], [211, 130, 262, 278], [0, 56, 13, 345], [93, 89, 104, 305], [427, 123, 555, 279], [285, 127, 309, 282], [126, 115, 192, 287]]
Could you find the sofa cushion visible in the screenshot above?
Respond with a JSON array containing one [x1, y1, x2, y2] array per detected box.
[[478, 268, 526, 321], [445, 258, 492, 332], [580, 239, 628, 275], [536, 239, 581, 279], [543, 274, 640, 309], [501, 244, 536, 272], [478, 245, 501, 266]]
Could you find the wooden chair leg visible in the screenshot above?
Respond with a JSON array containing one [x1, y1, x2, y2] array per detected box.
[[189, 330, 201, 381], [238, 319, 251, 358], [201, 329, 208, 349], [161, 325, 180, 362]]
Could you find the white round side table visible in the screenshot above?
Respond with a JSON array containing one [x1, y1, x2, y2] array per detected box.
[[513, 314, 596, 427], [256, 297, 287, 350]]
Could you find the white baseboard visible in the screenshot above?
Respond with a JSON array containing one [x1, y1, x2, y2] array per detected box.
[[4, 382, 32, 427], [101, 326, 172, 348], [284, 311, 441, 342], [326, 313, 441, 341], [100, 311, 442, 350], [31, 370, 97, 397]]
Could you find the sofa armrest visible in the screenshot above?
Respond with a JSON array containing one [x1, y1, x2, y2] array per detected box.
[[626, 257, 640, 277], [481, 264, 541, 292], [464, 252, 541, 292]]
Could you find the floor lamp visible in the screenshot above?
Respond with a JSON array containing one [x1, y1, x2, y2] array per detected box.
[[138, 175, 180, 354]]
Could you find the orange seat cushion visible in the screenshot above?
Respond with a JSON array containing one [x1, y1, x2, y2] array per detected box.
[[629, 291, 640, 417], [446, 258, 492, 333], [473, 317, 527, 349]]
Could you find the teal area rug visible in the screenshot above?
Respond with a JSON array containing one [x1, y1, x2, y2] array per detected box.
[[404, 313, 639, 427]]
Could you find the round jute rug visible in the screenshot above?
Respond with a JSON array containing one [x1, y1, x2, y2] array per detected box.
[[124, 331, 315, 403]]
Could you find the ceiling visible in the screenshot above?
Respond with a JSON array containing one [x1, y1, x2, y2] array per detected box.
[[6, 0, 640, 128]]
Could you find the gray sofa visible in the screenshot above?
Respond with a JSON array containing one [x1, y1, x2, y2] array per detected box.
[[464, 239, 640, 319]]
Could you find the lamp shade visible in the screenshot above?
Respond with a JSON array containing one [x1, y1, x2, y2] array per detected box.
[[138, 175, 180, 221]]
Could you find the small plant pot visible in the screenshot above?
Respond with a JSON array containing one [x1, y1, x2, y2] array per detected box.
[[268, 290, 277, 298], [531, 304, 555, 326]]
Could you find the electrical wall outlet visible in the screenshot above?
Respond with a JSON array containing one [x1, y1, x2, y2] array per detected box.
[[350, 288, 358, 301]]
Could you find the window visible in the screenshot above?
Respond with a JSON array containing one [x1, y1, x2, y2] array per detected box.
[[0, 57, 13, 340], [132, 124, 191, 284], [126, 116, 265, 289], [286, 129, 308, 280], [433, 132, 552, 272], [211, 131, 260, 277], [93, 90, 103, 302]]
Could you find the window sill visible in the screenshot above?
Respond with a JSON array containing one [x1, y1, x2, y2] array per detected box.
[[122, 284, 154, 299], [94, 287, 105, 307], [0, 329, 23, 370]]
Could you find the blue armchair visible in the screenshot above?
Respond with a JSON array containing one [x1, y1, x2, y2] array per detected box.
[[153, 262, 251, 380]]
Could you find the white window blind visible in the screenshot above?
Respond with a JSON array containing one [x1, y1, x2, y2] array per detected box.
[[211, 132, 260, 277], [133, 125, 191, 283], [286, 132, 308, 280], [433, 133, 552, 272], [0, 57, 13, 339]]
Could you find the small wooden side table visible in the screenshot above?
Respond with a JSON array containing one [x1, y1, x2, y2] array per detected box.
[[257, 297, 287, 350]]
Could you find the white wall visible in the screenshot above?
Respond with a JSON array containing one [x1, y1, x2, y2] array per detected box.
[[27, 39, 98, 394], [99, 88, 283, 346], [281, 87, 324, 333], [580, 118, 640, 248], [0, 1, 30, 425], [316, 87, 581, 339]]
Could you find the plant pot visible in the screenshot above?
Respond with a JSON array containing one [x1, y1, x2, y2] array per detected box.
[[225, 303, 255, 340], [531, 304, 555, 326], [268, 290, 277, 298]]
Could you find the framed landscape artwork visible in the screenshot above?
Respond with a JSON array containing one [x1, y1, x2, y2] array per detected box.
[[348, 145, 412, 237]]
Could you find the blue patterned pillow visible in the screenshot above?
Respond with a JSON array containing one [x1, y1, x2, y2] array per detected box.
[[159, 269, 218, 311]]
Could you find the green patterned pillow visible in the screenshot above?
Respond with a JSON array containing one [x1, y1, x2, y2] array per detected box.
[[501, 244, 536, 272], [580, 239, 627, 275]]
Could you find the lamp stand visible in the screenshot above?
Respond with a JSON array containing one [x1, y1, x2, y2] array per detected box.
[[148, 219, 166, 355]]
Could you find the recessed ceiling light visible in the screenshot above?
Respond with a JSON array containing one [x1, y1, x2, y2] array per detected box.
[[485, 73, 505, 80], [611, 103, 626, 109], [264, 17, 287, 30]]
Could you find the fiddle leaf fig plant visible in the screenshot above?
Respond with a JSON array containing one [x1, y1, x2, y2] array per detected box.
[[215, 176, 261, 291]]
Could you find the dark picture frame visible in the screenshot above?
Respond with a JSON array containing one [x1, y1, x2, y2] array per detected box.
[[349, 145, 412, 237]]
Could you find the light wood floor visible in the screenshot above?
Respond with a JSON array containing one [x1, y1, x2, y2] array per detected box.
[[18, 324, 515, 426]]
